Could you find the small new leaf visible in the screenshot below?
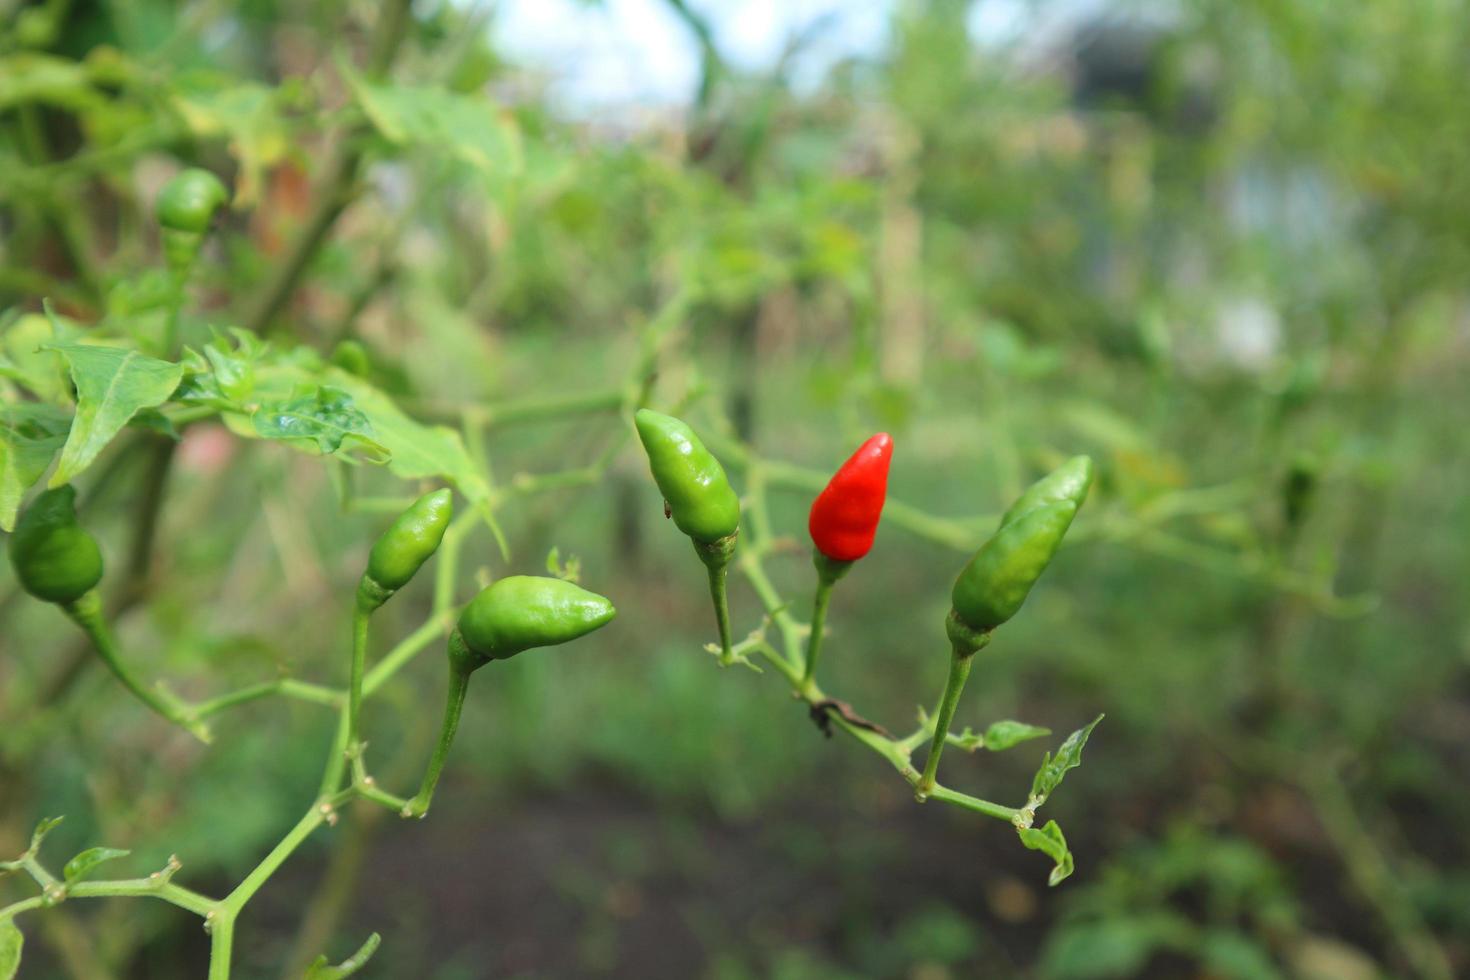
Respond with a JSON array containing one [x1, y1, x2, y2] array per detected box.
[[982, 720, 1052, 752], [1017, 819, 1075, 886], [63, 847, 130, 883], [303, 932, 381, 978], [545, 547, 582, 583], [0, 919, 22, 980], [29, 816, 64, 854], [1029, 714, 1103, 804]]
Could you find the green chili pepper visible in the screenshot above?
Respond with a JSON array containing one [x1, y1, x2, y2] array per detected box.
[[634, 408, 741, 663], [8, 486, 103, 605], [10, 487, 205, 739], [998, 455, 1095, 527], [454, 575, 616, 669], [348, 488, 454, 758], [920, 456, 1094, 795], [155, 168, 228, 273], [358, 489, 453, 611], [633, 409, 740, 549], [949, 456, 1093, 645], [156, 168, 228, 235], [408, 575, 616, 817]]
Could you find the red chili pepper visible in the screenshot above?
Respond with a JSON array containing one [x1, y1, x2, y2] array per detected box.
[[808, 433, 893, 562]]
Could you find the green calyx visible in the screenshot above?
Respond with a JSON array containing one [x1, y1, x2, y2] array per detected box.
[[950, 457, 1093, 633], [944, 609, 993, 658], [814, 551, 855, 587], [634, 409, 740, 545], [361, 489, 453, 607], [455, 575, 616, 669], [155, 168, 228, 234], [693, 531, 738, 573], [9, 485, 103, 605]]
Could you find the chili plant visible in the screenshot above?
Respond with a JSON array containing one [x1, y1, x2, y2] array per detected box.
[[0, 152, 644, 975], [637, 415, 1103, 886]]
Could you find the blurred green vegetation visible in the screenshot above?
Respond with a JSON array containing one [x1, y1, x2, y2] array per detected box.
[[3, 0, 1469, 977]]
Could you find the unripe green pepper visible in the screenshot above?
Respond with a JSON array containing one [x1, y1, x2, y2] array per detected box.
[[155, 168, 228, 271], [949, 457, 1093, 647], [634, 409, 740, 549], [409, 576, 615, 818], [999, 455, 1094, 526], [951, 501, 1078, 635], [9, 486, 103, 605], [156, 168, 228, 234], [358, 489, 453, 611], [454, 575, 616, 670]]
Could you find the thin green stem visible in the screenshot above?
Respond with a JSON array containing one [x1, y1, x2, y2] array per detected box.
[[347, 750, 411, 813], [917, 649, 975, 798], [706, 562, 735, 664], [347, 605, 370, 754], [162, 265, 189, 355], [738, 551, 801, 661], [222, 807, 327, 914], [191, 680, 282, 717], [68, 879, 217, 917], [190, 678, 341, 719], [407, 667, 472, 817], [800, 576, 836, 693], [926, 784, 1019, 822], [0, 897, 47, 921], [20, 855, 58, 892], [278, 679, 344, 707], [356, 782, 412, 814], [318, 710, 351, 798], [63, 592, 211, 743], [207, 912, 235, 980]]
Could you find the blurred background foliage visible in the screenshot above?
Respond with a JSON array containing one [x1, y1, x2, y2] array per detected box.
[[2, 0, 1468, 977]]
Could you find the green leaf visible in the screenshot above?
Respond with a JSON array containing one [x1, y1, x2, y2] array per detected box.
[[202, 331, 260, 402], [62, 847, 130, 883], [545, 547, 581, 583], [1018, 819, 1075, 886], [325, 371, 492, 505], [982, 720, 1052, 752], [251, 386, 388, 461], [179, 329, 267, 409], [347, 73, 521, 184], [29, 816, 64, 852], [1, 313, 71, 402], [0, 403, 70, 531], [45, 343, 184, 487], [303, 932, 381, 978], [1030, 714, 1103, 804], [0, 919, 22, 980]]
